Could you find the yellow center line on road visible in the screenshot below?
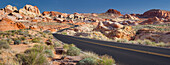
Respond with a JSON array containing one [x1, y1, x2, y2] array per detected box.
[[70, 37, 170, 58]]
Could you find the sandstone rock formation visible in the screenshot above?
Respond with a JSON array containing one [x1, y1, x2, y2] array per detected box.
[[0, 18, 25, 31], [140, 17, 163, 24], [105, 9, 122, 16], [142, 9, 170, 18], [94, 21, 135, 40], [123, 14, 139, 20], [19, 5, 41, 17], [4, 5, 18, 13], [135, 28, 170, 43], [0, 18, 18, 31], [42, 11, 67, 18]]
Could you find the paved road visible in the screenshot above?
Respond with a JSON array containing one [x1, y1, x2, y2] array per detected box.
[[53, 34, 170, 65]]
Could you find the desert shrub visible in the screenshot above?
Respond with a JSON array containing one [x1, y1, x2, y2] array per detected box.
[[45, 50, 54, 58], [18, 45, 53, 65], [0, 41, 10, 49], [81, 52, 99, 59], [32, 38, 41, 43], [20, 36, 26, 40], [99, 55, 115, 65], [156, 42, 165, 47], [14, 40, 22, 45], [23, 41, 30, 45], [6, 39, 13, 44], [77, 58, 97, 65], [67, 47, 81, 56], [136, 39, 144, 44], [69, 44, 75, 47], [63, 44, 70, 50], [144, 39, 156, 45], [25, 45, 50, 54], [62, 32, 67, 35], [17, 52, 48, 65], [54, 42, 61, 47]]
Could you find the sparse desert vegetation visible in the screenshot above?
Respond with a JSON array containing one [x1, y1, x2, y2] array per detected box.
[[0, 29, 115, 65]]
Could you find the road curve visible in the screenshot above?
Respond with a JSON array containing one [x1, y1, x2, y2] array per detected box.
[[53, 34, 170, 65]]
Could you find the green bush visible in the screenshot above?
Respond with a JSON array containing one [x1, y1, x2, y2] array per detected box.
[[63, 44, 70, 50], [77, 58, 97, 65], [23, 41, 30, 45], [82, 52, 99, 59], [62, 32, 67, 35], [0, 41, 10, 49], [69, 44, 75, 47], [17, 45, 53, 65], [45, 50, 54, 58], [17, 52, 48, 65], [20, 37, 26, 40], [144, 40, 156, 45], [32, 38, 41, 43], [99, 55, 115, 65], [14, 40, 22, 45], [53, 42, 61, 47], [6, 39, 13, 44], [67, 47, 81, 56]]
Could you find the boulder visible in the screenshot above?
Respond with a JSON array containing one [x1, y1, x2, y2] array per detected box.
[[105, 9, 122, 16]]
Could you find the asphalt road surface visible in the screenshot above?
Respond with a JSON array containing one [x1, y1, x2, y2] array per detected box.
[[53, 34, 170, 65]]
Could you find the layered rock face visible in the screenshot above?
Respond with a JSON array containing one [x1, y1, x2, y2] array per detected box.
[[105, 9, 122, 16], [142, 9, 170, 18], [135, 28, 170, 43], [19, 5, 41, 17], [94, 21, 135, 40]]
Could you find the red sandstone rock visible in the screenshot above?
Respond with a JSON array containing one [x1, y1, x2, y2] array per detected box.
[[0, 18, 18, 31], [105, 9, 122, 16], [142, 9, 170, 18], [42, 11, 51, 16]]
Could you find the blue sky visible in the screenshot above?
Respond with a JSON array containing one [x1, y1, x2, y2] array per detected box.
[[0, 0, 170, 14]]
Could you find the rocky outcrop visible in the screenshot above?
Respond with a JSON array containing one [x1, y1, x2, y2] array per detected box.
[[94, 21, 135, 40], [19, 5, 41, 17], [140, 17, 163, 24], [0, 18, 25, 31], [4, 5, 18, 13], [0, 18, 18, 31], [42, 11, 67, 18], [142, 9, 170, 18], [123, 14, 139, 20], [135, 28, 170, 43], [105, 9, 122, 16]]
